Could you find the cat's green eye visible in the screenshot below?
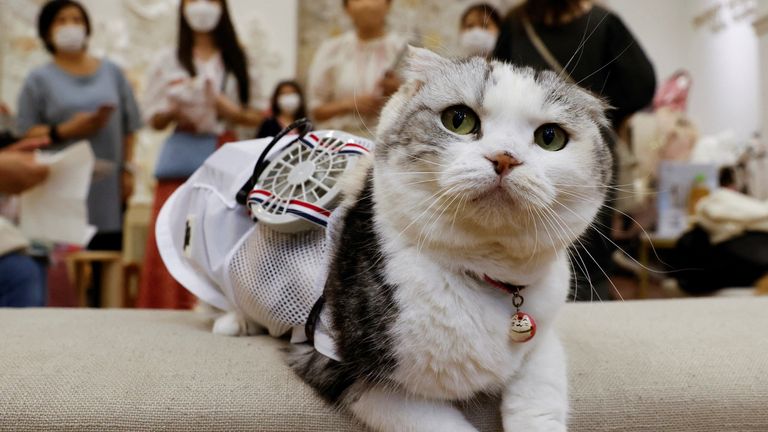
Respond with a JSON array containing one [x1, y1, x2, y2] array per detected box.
[[534, 124, 569, 151], [440, 105, 480, 135]]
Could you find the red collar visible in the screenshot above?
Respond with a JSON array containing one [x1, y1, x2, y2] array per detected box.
[[482, 275, 526, 295]]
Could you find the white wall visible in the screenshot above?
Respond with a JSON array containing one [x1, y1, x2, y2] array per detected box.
[[604, 0, 690, 84], [229, 0, 298, 98], [606, 0, 761, 141]]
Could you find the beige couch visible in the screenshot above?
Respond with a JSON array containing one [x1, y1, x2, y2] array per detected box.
[[2, 298, 767, 431]]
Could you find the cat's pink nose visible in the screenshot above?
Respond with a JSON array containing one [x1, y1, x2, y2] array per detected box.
[[486, 152, 522, 176]]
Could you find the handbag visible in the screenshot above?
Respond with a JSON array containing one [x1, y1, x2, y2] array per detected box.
[[153, 131, 218, 180]]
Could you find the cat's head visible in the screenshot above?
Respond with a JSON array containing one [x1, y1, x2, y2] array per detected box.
[[374, 48, 612, 260]]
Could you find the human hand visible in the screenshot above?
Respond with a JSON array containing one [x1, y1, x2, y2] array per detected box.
[[121, 169, 134, 203], [169, 104, 198, 132], [214, 93, 242, 121], [351, 93, 385, 116], [3, 136, 50, 153], [378, 71, 402, 97], [0, 151, 49, 194], [59, 108, 114, 139]]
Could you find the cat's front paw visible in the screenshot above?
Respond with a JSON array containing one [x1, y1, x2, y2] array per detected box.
[[212, 311, 263, 336], [503, 412, 566, 432]]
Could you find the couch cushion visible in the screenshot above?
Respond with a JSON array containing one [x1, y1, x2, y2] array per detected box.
[[1, 298, 766, 431]]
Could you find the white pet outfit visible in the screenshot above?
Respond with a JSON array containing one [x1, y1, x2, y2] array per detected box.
[[155, 130, 373, 360]]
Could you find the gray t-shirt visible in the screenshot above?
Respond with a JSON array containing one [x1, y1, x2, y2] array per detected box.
[[16, 58, 142, 233]]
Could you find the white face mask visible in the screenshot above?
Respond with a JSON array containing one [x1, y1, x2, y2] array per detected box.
[[277, 93, 301, 115], [53, 24, 87, 53], [184, 1, 223, 33], [460, 28, 497, 57]]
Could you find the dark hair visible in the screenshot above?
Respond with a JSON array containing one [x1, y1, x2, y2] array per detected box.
[[719, 167, 736, 188], [270, 80, 307, 119], [460, 3, 502, 29], [37, 0, 92, 54], [511, 0, 584, 25], [178, 0, 250, 105]]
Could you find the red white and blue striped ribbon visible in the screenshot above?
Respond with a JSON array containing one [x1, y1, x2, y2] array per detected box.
[[298, 133, 321, 149], [338, 142, 369, 156], [247, 189, 332, 228]]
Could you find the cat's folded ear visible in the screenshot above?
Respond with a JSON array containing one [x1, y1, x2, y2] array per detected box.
[[402, 46, 450, 85]]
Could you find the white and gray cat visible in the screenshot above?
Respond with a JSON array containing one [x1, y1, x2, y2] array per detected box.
[[287, 47, 612, 432]]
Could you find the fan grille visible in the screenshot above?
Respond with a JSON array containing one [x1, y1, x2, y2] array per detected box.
[[259, 136, 350, 216]]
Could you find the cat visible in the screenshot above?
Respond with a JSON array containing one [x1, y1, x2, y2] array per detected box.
[[288, 47, 612, 432]]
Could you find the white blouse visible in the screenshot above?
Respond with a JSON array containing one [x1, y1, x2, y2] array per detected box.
[[142, 49, 262, 136], [307, 31, 407, 137]]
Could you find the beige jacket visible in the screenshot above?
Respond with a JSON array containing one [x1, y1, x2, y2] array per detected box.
[[697, 189, 768, 243]]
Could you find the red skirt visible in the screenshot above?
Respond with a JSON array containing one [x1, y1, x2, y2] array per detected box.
[[136, 179, 196, 309]]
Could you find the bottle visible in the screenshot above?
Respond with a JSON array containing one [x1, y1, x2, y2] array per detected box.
[[687, 174, 710, 215]]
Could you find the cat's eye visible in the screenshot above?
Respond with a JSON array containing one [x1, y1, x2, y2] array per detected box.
[[534, 124, 569, 151], [440, 105, 480, 135]]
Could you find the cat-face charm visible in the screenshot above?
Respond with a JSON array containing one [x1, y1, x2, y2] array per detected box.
[[509, 312, 536, 343]]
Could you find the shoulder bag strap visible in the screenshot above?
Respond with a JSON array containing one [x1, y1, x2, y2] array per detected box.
[[520, 14, 575, 84]]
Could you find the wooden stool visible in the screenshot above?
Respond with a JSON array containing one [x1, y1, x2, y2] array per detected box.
[[67, 251, 125, 308]]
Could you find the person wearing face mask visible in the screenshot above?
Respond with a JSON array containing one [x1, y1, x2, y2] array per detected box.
[[458, 3, 501, 58], [137, 0, 263, 309], [256, 81, 307, 139], [307, 0, 405, 138], [16, 0, 142, 254]]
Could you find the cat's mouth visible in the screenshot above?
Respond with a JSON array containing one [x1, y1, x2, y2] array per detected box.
[[469, 185, 514, 204]]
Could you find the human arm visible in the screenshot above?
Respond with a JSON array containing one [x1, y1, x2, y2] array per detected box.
[[604, 13, 656, 127], [214, 93, 263, 127], [0, 137, 50, 194]]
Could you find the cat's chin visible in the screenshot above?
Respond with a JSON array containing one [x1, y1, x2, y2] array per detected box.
[[468, 185, 521, 209]]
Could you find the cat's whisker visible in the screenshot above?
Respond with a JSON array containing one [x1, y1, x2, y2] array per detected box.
[[541, 204, 613, 302], [427, 187, 464, 243], [536, 204, 601, 302], [552, 182, 656, 195], [415, 185, 462, 254], [530, 206, 561, 262], [384, 171, 442, 175], [544, 204, 623, 302], [402, 178, 440, 187], [530, 203, 595, 302], [559, 12, 610, 81], [553, 191, 675, 275], [523, 203, 542, 267], [450, 193, 468, 233], [396, 184, 457, 244], [387, 146, 449, 168], [576, 41, 635, 86]]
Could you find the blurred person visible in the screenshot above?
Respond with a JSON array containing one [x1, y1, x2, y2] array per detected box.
[[138, 0, 262, 309], [493, 0, 656, 301], [307, 0, 405, 137], [256, 80, 307, 138], [16, 0, 143, 252], [493, 0, 655, 130], [0, 137, 50, 307], [458, 3, 502, 58]]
